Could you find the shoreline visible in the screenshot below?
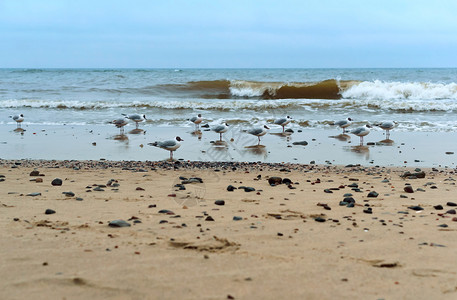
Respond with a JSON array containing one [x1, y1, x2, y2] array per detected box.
[[1, 124, 457, 168], [2, 161, 457, 299]]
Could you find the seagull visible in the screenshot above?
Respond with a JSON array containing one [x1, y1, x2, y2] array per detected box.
[[148, 136, 183, 160], [350, 124, 371, 145], [112, 117, 128, 134], [9, 114, 24, 128], [376, 121, 397, 139], [212, 123, 228, 141], [248, 125, 270, 145], [333, 118, 353, 133], [273, 116, 292, 133], [122, 114, 147, 129], [189, 114, 203, 129]]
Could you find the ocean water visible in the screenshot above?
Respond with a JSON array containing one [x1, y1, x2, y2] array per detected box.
[[1, 68, 457, 132]]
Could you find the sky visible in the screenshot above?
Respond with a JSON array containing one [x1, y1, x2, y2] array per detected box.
[[1, 0, 457, 68]]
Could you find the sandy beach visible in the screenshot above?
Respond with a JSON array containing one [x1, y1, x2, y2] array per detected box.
[[2, 159, 457, 299]]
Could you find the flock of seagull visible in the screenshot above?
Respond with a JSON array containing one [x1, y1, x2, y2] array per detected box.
[[8, 113, 397, 161]]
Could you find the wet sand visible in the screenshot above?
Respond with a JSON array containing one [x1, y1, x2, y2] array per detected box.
[[1, 160, 457, 299], [1, 124, 457, 167]]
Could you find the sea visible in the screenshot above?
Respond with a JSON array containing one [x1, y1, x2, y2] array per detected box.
[[1, 68, 457, 132]]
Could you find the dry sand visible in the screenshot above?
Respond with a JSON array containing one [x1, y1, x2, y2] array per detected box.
[[1, 159, 457, 299]]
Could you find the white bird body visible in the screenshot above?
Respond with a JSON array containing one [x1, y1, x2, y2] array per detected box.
[[149, 136, 183, 160], [334, 118, 352, 133], [248, 125, 270, 145], [377, 121, 397, 139], [123, 114, 146, 129], [190, 114, 203, 126], [212, 123, 228, 141], [10, 114, 24, 128], [351, 124, 371, 145], [112, 117, 128, 134], [274, 116, 292, 132]]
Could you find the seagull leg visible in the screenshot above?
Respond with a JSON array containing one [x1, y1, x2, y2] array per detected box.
[[258, 136, 261, 145], [282, 126, 285, 133], [136, 123, 139, 129], [220, 133, 223, 141], [386, 130, 390, 139], [170, 151, 173, 160]]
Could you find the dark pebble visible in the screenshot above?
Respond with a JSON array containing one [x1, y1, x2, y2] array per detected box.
[[447, 202, 457, 207], [268, 177, 282, 186], [438, 224, 448, 228], [205, 216, 215, 221], [282, 178, 292, 185], [292, 141, 308, 146], [408, 206, 424, 211], [62, 191, 75, 197], [367, 191, 379, 198], [446, 209, 456, 214], [51, 178, 63, 186], [404, 186, 414, 193], [227, 185, 236, 191], [214, 200, 225, 206], [29, 170, 40, 176], [26, 192, 41, 197], [314, 217, 326, 222], [324, 189, 333, 193], [233, 216, 242, 221], [45, 209, 56, 215], [363, 208, 373, 214], [158, 209, 175, 215], [434, 205, 444, 210]]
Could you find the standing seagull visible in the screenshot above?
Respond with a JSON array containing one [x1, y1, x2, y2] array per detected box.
[[350, 124, 371, 145], [148, 136, 183, 160], [274, 116, 292, 133], [376, 121, 397, 139], [10, 114, 24, 128], [333, 118, 353, 133], [212, 123, 229, 141], [248, 125, 270, 145], [112, 117, 128, 134], [189, 114, 203, 129], [122, 114, 147, 129]]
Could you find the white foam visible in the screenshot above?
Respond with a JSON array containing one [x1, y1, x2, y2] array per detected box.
[[342, 80, 457, 100]]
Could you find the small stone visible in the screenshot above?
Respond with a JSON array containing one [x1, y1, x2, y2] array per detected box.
[[434, 205, 444, 210], [447, 202, 457, 207], [314, 217, 326, 222], [227, 185, 236, 191], [205, 216, 215, 221], [35, 178, 43, 183], [158, 209, 174, 215], [214, 200, 225, 206], [45, 209, 56, 215], [324, 189, 333, 193], [108, 220, 131, 227], [51, 178, 63, 186], [446, 209, 456, 214], [408, 206, 424, 211], [292, 141, 308, 146], [62, 191, 75, 197], [136, 187, 145, 191], [367, 191, 379, 198], [27, 192, 41, 197], [438, 224, 448, 228], [243, 187, 256, 192], [282, 178, 292, 185], [233, 216, 242, 221], [404, 186, 414, 193], [30, 170, 40, 176], [363, 208, 373, 214], [268, 177, 282, 186]]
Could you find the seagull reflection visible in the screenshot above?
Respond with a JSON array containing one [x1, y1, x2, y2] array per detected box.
[[329, 134, 351, 142]]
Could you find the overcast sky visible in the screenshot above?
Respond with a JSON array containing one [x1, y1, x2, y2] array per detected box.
[[1, 0, 457, 68]]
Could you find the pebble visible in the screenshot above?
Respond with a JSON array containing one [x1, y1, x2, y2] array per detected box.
[[404, 186, 414, 193], [292, 141, 308, 146], [215, 200, 225, 206], [363, 208, 373, 214], [434, 205, 444, 210], [233, 216, 242, 221], [108, 220, 131, 227], [29, 170, 40, 176], [314, 217, 326, 222], [447, 202, 457, 207], [62, 191, 75, 197], [268, 177, 282, 186], [227, 185, 236, 191], [446, 209, 456, 214], [51, 178, 63, 186], [27, 192, 42, 197], [205, 216, 215, 221], [367, 191, 379, 198], [158, 209, 174, 215], [408, 206, 424, 211], [35, 178, 43, 183], [45, 209, 56, 215]]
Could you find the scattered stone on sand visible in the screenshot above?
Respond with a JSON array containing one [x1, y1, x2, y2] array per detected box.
[[404, 186, 414, 193], [51, 178, 63, 186], [447, 202, 457, 207], [62, 191, 75, 197], [45, 209, 56, 215], [367, 191, 379, 198], [227, 185, 236, 191], [434, 205, 444, 210], [233, 216, 242, 221], [408, 206, 424, 211], [292, 141, 308, 146], [108, 220, 131, 227], [158, 209, 175, 215], [29, 170, 40, 176], [268, 177, 282, 186], [215, 200, 225, 206], [27, 192, 41, 197]]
